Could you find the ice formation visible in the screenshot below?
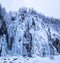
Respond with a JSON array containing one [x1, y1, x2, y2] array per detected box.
[[0, 6, 60, 57]]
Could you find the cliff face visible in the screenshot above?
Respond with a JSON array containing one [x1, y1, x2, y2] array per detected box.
[[0, 6, 60, 57]]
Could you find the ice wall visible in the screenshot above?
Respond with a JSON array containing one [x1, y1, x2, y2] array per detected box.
[[0, 6, 60, 57]]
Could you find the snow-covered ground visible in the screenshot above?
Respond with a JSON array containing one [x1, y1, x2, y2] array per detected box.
[[0, 55, 60, 63]]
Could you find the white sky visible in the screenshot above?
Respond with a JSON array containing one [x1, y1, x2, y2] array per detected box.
[[0, 0, 60, 18]]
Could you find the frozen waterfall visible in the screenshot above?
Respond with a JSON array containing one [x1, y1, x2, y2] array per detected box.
[[0, 7, 60, 57]]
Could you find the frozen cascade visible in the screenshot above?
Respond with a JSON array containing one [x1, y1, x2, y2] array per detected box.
[[0, 35, 7, 56], [0, 6, 60, 57]]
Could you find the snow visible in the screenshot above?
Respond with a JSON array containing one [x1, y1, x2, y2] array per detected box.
[[0, 55, 60, 63]]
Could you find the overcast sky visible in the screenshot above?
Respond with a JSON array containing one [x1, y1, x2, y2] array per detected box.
[[0, 0, 60, 18]]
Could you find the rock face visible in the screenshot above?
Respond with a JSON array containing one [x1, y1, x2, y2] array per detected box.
[[0, 6, 60, 57]]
